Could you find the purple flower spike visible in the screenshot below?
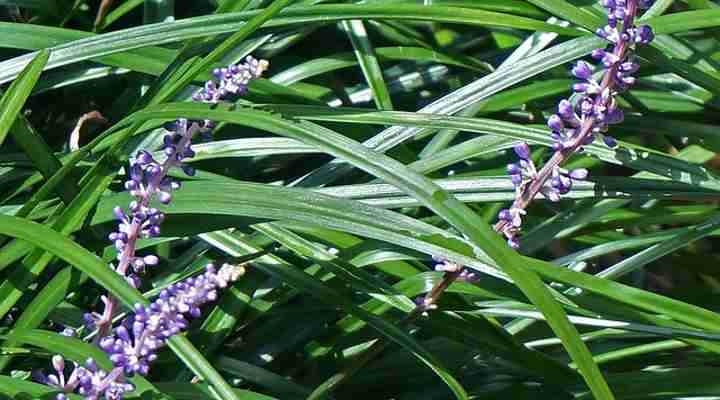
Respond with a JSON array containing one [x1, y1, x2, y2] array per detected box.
[[194, 56, 269, 104], [33, 55, 267, 400], [95, 56, 269, 343], [102, 263, 245, 375], [432, 257, 478, 283], [497, 0, 654, 249], [38, 264, 246, 400]]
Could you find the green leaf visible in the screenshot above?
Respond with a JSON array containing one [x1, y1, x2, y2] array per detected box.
[[0, 5, 584, 85], [271, 46, 489, 85], [248, 248, 469, 399], [7, 114, 79, 204], [0, 50, 48, 147], [645, 9, 720, 34], [290, 35, 604, 186], [341, 19, 394, 110], [0, 267, 80, 371], [525, 0, 603, 30]]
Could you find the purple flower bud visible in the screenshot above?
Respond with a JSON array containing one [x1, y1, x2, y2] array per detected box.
[[602, 52, 620, 67], [498, 209, 512, 221], [603, 135, 618, 148], [143, 255, 159, 266], [136, 150, 154, 165], [182, 165, 196, 176], [569, 169, 589, 180], [635, 25, 654, 44], [183, 148, 196, 159], [619, 61, 639, 74], [124, 180, 138, 191], [147, 225, 161, 237], [571, 61, 593, 80], [547, 114, 564, 131], [158, 191, 172, 205], [595, 27, 609, 39], [113, 206, 126, 221], [591, 48, 607, 60], [513, 142, 531, 159], [557, 99, 574, 119], [60, 327, 76, 337], [551, 176, 563, 189], [52, 355, 64, 373], [573, 82, 590, 93]]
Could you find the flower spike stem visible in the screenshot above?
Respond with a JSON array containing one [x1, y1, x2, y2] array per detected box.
[[307, 0, 655, 397], [37, 56, 267, 400], [431, 0, 655, 322]]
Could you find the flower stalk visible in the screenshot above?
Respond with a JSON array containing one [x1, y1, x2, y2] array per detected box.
[[310, 1, 656, 397], [37, 56, 267, 400]]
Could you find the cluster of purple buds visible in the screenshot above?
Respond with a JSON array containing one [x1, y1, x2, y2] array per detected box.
[[112, 56, 268, 277], [39, 264, 245, 400], [494, 0, 654, 250], [596, 0, 655, 46], [33, 356, 133, 400], [107, 118, 201, 281], [86, 57, 268, 332], [194, 56, 268, 103], [101, 264, 245, 377], [549, 0, 654, 151], [499, 146, 588, 249], [506, 143, 588, 202], [192, 56, 268, 132]]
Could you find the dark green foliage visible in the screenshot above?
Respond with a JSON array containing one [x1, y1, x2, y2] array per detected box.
[[1, 1, 720, 399]]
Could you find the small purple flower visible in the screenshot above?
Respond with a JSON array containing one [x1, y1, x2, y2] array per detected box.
[[571, 61, 594, 80], [497, 207, 527, 248], [513, 142, 531, 160], [506, 143, 538, 189]]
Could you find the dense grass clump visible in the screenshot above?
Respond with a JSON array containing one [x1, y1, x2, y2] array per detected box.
[[1, 1, 720, 399]]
